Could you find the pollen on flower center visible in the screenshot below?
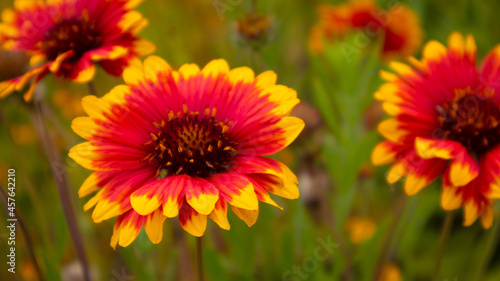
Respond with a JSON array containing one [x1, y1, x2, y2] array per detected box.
[[438, 90, 500, 156], [40, 16, 100, 61], [144, 106, 238, 178]]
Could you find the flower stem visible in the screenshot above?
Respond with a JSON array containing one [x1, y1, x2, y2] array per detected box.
[[87, 82, 97, 96], [251, 0, 257, 13], [324, 201, 353, 281], [30, 100, 91, 281], [432, 211, 454, 281], [196, 237, 204, 281], [473, 216, 500, 280], [0, 184, 45, 281], [372, 195, 407, 281]]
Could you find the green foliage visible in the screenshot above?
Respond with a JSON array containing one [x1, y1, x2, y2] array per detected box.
[[1, 0, 500, 281]]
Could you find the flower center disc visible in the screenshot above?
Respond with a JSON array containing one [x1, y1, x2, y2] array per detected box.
[[438, 90, 500, 156], [144, 107, 237, 178], [41, 17, 100, 61]]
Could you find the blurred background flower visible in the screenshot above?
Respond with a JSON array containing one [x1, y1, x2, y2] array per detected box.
[[309, 0, 423, 59], [0, 0, 155, 101]]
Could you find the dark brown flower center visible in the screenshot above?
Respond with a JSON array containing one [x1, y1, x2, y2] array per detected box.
[[144, 107, 238, 179], [40, 15, 100, 61], [438, 89, 500, 156]]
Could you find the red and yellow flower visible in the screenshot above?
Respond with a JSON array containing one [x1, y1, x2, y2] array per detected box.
[[372, 32, 500, 228], [69, 56, 304, 248], [310, 0, 422, 59], [0, 0, 155, 101]]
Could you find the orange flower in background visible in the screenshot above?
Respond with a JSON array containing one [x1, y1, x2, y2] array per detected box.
[[378, 263, 402, 281], [69, 56, 304, 248], [345, 216, 376, 244], [372, 32, 500, 228], [0, 0, 155, 101], [310, 0, 422, 59]]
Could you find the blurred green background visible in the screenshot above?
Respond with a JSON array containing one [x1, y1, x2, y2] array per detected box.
[[1, 0, 500, 280]]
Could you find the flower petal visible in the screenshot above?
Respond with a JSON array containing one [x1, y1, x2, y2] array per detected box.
[[143, 55, 171, 82], [71, 59, 96, 83], [449, 151, 479, 187], [422, 40, 448, 62], [159, 176, 187, 218], [130, 180, 165, 216], [79, 172, 100, 197], [371, 141, 398, 165], [123, 60, 145, 85], [201, 59, 229, 78], [185, 176, 219, 215], [231, 157, 299, 200], [89, 46, 128, 61], [228, 67, 254, 84], [208, 198, 230, 230], [175, 63, 200, 81], [133, 38, 156, 56], [255, 70, 277, 88], [48, 50, 74, 73], [209, 173, 258, 210], [69, 142, 100, 170], [440, 173, 463, 210], [463, 199, 480, 226], [232, 206, 259, 227], [71, 117, 99, 140], [403, 156, 447, 196], [414, 137, 459, 160], [481, 205, 494, 229], [145, 208, 167, 244], [248, 173, 299, 200], [110, 211, 146, 249], [179, 204, 207, 237], [378, 119, 408, 143]]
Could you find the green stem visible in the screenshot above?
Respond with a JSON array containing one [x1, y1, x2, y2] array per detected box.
[[30, 100, 91, 281], [196, 237, 204, 281], [432, 212, 454, 281], [473, 216, 500, 280], [324, 200, 353, 281], [371, 195, 407, 281], [251, 0, 257, 13]]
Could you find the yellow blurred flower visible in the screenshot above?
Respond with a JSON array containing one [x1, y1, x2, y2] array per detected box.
[[378, 263, 402, 281], [345, 216, 377, 244], [52, 90, 85, 119], [10, 124, 36, 145]]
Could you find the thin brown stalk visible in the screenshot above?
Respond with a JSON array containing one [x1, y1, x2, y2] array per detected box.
[[432, 212, 454, 281], [196, 237, 204, 281], [0, 105, 52, 254], [324, 200, 353, 281], [29, 100, 91, 281], [371, 195, 407, 281], [251, 0, 257, 13], [0, 184, 45, 281], [87, 82, 97, 96], [473, 217, 500, 280]]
